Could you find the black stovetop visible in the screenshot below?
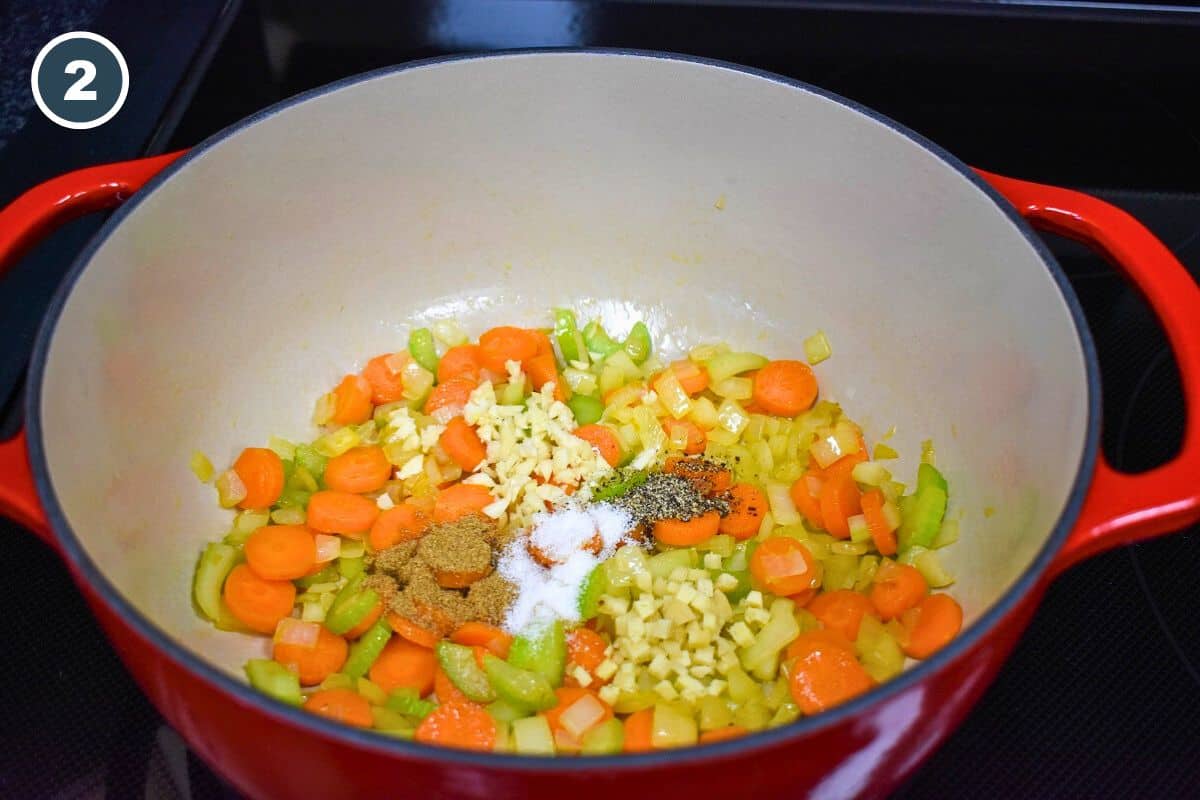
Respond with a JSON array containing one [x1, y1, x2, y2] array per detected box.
[[3, 2, 1200, 798]]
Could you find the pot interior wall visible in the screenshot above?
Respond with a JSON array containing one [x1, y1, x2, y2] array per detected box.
[[38, 53, 1088, 676]]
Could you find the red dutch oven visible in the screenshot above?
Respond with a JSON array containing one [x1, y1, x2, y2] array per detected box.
[[1, 51, 1199, 799]]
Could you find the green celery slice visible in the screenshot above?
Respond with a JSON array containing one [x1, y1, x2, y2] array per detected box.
[[435, 641, 496, 702], [507, 620, 567, 688], [482, 653, 558, 713]]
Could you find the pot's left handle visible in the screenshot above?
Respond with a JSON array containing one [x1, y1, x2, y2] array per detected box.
[[0, 152, 185, 547]]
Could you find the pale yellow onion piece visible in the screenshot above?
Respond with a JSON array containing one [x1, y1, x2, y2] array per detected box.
[[716, 398, 750, 435], [314, 534, 341, 563], [750, 440, 774, 474], [314, 426, 361, 458], [431, 319, 469, 347], [809, 432, 843, 469], [851, 461, 891, 486], [687, 396, 719, 430], [274, 617, 320, 648], [651, 703, 698, 749], [234, 510, 270, 536], [652, 370, 692, 419], [563, 367, 598, 396], [190, 450, 214, 483], [271, 507, 306, 525], [558, 693, 609, 739], [711, 376, 753, 402], [214, 469, 247, 508], [764, 482, 801, 526], [689, 342, 729, 362], [267, 436, 297, 461], [803, 329, 833, 365], [312, 392, 336, 426]]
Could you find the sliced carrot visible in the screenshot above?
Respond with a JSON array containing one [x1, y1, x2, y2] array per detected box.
[[749, 536, 822, 598], [653, 510, 721, 546], [232, 447, 285, 510], [434, 665, 470, 704], [387, 612, 442, 649], [306, 490, 380, 536], [331, 374, 374, 426], [433, 562, 492, 590], [369, 638, 437, 696], [343, 599, 383, 640], [789, 474, 826, 530], [818, 470, 861, 540], [544, 687, 613, 739], [424, 376, 477, 418], [274, 625, 348, 686], [305, 688, 373, 727], [623, 707, 656, 753], [787, 635, 874, 715], [662, 418, 707, 455], [323, 446, 392, 495], [860, 489, 898, 556], [566, 627, 609, 681], [451, 622, 513, 659], [524, 351, 566, 401], [573, 424, 622, 467], [807, 590, 874, 642], [362, 354, 408, 405], [869, 561, 928, 621], [785, 628, 856, 662], [433, 482, 493, 523], [416, 701, 496, 751], [699, 725, 748, 744], [439, 417, 489, 472], [663, 456, 732, 495], [222, 564, 296, 634], [437, 344, 484, 384], [719, 483, 768, 540], [478, 326, 541, 373], [244, 524, 317, 581], [670, 359, 710, 396], [369, 503, 429, 551], [752, 360, 818, 417], [531, 328, 555, 357], [900, 594, 963, 659]]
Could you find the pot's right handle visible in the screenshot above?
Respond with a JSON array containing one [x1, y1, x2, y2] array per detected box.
[[0, 152, 185, 547], [977, 170, 1200, 578]]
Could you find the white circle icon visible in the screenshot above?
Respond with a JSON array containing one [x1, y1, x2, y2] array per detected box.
[[31, 32, 130, 131]]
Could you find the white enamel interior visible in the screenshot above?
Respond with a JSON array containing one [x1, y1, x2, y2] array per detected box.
[[38, 53, 1088, 677]]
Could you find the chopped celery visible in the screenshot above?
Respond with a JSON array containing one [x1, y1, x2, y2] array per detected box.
[[591, 469, 647, 501], [193, 543, 239, 622], [343, 618, 392, 679], [578, 562, 610, 619], [230, 510, 269, 542], [647, 548, 698, 579], [507, 620, 567, 688], [697, 695, 734, 731], [319, 672, 355, 692], [851, 461, 890, 487], [340, 538, 366, 559], [436, 641, 496, 702], [873, 443, 899, 460], [855, 615, 905, 683], [553, 308, 583, 363], [902, 547, 955, 588], [932, 518, 960, 549], [605, 545, 649, 590], [294, 444, 327, 482], [295, 563, 338, 589], [190, 450, 214, 483], [357, 677, 388, 705], [325, 574, 377, 634], [431, 318, 469, 347], [920, 439, 936, 465], [371, 706, 417, 734], [821, 554, 859, 592], [651, 703, 698, 748], [739, 598, 799, 674], [483, 653, 558, 713], [408, 328, 439, 374], [567, 393, 604, 425], [605, 350, 642, 382], [511, 715, 556, 755], [725, 665, 759, 704], [622, 321, 653, 365], [854, 555, 880, 592], [314, 426, 361, 458], [705, 352, 768, 385], [499, 377, 526, 405], [486, 697, 529, 723], [582, 320, 622, 359], [598, 362, 626, 397], [769, 702, 801, 727], [493, 719, 512, 752], [749, 649, 781, 682], [338, 555, 365, 579], [762, 674, 790, 711], [899, 483, 948, 550], [387, 687, 436, 719], [271, 507, 306, 525], [720, 570, 753, 604], [803, 329, 832, 365], [268, 436, 297, 461], [917, 462, 948, 493], [733, 700, 771, 731], [612, 690, 657, 714], [580, 717, 625, 755], [696, 534, 735, 559], [725, 543, 751, 573], [244, 659, 302, 706]]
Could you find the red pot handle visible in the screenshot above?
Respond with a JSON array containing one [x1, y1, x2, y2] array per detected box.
[[977, 170, 1200, 578], [0, 152, 185, 547]]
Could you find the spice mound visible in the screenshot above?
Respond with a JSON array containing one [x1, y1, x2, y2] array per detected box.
[[607, 466, 729, 529]]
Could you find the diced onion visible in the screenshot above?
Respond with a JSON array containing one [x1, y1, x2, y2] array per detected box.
[[271, 507, 306, 525], [564, 367, 598, 396], [190, 451, 214, 483], [689, 343, 729, 362], [711, 377, 753, 401], [312, 392, 336, 426], [431, 318, 469, 347], [315, 426, 362, 458], [716, 398, 750, 435], [274, 618, 320, 648], [688, 396, 719, 430], [848, 513, 871, 543], [765, 482, 801, 526], [851, 461, 890, 486], [809, 434, 843, 469], [401, 362, 435, 402], [558, 693, 608, 739], [314, 534, 341, 563], [214, 469, 247, 508], [653, 370, 692, 419], [803, 329, 833, 365]]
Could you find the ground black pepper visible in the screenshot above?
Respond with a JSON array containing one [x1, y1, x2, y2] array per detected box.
[[609, 471, 729, 526]]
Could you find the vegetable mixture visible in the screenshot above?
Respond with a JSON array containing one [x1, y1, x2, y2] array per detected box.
[[192, 311, 963, 754]]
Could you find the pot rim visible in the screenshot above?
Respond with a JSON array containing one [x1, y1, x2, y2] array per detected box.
[[25, 48, 1100, 771]]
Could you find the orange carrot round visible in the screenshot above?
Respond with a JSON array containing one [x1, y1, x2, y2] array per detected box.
[[244, 524, 317, 581], [699, 725, 748, 744], [439, 417, 488, 472], [900, 593, 963, 659], [324, 446, 392, 494], [306, 490, 380, 536], [433, 482, 494, 523], [434, 665, 470, 704], [807, 589, 874, 642], [869, 561, 928, 620], [331, 374, 374, 426], [222, 564, 296, 634], [662, 418, 707, 455], [818, 470, 862, 540], [433, 562, 492, 590], [860, 489, 897, 556], [719, 483, 768, 540], [750, 536, 822, 598], [424, 376, 477, 418], [622, 707, 656, 753], [787, 635, 874, 715], [573, 424, 622, 467], [369, 638, 438, 696], [789, 474, 826, 530], [451, 622, 513, 659], [437, 344, 484, 384], [653, 510, 721, 546], [415, 700, 496, 751], [664, 456, 732, 495], [478, 326, 540, 373], [752, 360, 818, 417], [233, 447, 285, 510], [343, 599, 383, 639], [274, 625, 348, 686], [524, 351, 566, 401], [369, 503, 429, 551], [785, 628, 855, 662], [670, 359, 710, 396], [304, 688, 373, 728], [388, 612, 442, 649], [362, 354, 407, 405], [566, 627, 609, 682]]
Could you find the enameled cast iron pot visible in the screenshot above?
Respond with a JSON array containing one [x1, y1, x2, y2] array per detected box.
[[2, 51, 1199, 800]]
